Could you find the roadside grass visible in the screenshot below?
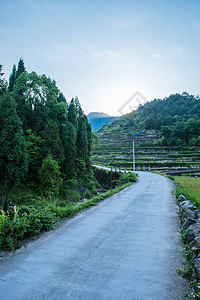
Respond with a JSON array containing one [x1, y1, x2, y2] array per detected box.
[[174, 176, 200, 209], [174, 176, 200, 299], [0, 180, 135, 253], [174, 176, 200, 203]]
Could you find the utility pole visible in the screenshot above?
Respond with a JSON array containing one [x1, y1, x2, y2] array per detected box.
[[131, 132, 144, 172]]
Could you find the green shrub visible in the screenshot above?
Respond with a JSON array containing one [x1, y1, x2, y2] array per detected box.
[[18, 205, 32, 216], [63, 189, 80, 202], [46, 203, 75, 219], [0, 210, 29, 251], [27, 207, 57, 234], [120, 173, 138, 184], [0, 206, 57, 251]]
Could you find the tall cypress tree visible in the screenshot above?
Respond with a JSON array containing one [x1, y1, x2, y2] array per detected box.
[[40, 120, 64, 163], [12, 72, 28, 128], [57, 92, 67, 103], [16, 58, 26, 79], [68, 98, 78, 130], [8, 64, 16, 92], [25, 129, 42, 183], [60, 121, 76, 179], [0, 93, 28, 209], [74, 96, 83, 118], [86, 121, 92, 158], [76, 115, 88, 160], [39, 154, 61, 198]]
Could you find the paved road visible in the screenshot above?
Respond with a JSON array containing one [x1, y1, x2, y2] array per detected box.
[[0, 172, 190, 299]]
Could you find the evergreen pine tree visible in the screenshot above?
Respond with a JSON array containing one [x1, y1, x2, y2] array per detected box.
[[39, 154, 61, 198], [16, 58, 26, 79], [86, 121, 92, 158], [68, 98, 78, 130], [25, 129, 42, 182], [8, 64, 16, 92], [12, 72, 28, 127], [74, 96, 83, 118], [0, 93, 28, 209], [40, 120, 64, 163], [60, 121, 76, 179], [57, 92, 67, 103], [76, 115, 88, 160]]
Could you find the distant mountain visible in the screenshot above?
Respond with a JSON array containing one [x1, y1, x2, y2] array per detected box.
[[87, 112, 119, 132]]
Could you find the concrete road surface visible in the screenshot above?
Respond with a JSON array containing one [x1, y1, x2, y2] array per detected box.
[[0, 172, 190, 299]]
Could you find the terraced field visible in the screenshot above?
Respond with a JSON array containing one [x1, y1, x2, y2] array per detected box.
[[92, 131, 200, 172]]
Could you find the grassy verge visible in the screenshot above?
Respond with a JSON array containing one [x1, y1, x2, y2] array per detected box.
[[0, 179, 135, 253], [174, 176, 200, 207], [174, 176, 200, 299]]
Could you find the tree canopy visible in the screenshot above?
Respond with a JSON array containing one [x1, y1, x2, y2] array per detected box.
[[0, 59, 93, 209]]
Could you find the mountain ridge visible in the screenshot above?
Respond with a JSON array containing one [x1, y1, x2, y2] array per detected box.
[[87, 112, 119, 132]]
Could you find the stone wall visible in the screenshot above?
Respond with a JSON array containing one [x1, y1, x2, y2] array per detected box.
[[178, 195, 200, 279]]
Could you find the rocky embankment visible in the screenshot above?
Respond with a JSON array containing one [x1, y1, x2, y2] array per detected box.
[[178, 195, 200, 279]]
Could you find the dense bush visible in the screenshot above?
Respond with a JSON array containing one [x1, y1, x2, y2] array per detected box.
[[120, 173, 138, 184], [0, 209, 28, 251], [0, 206, 58, 251]]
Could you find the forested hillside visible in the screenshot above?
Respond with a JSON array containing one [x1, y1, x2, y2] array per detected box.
[[98, 93, 200, 146], [93, 93, 200, 171], [0, 59, 94, 210]]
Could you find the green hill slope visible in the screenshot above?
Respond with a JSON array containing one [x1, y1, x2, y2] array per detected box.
[[98, 92, 200, 146], [93, 93, 200, 171]]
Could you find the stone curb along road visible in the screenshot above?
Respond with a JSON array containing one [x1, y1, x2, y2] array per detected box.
[[0, 172, 190, 299], [178, 194, 200, 279]]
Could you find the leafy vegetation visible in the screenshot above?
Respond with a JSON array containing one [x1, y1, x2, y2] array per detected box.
[[0, 61, 138, 252], [0, 181, 133, 252], [119, 173, 138, 184], [0, 59, 95, 210], [177, 230, 194, 281]]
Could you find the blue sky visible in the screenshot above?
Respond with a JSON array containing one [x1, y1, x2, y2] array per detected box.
[[1, 0, 200, 115]]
